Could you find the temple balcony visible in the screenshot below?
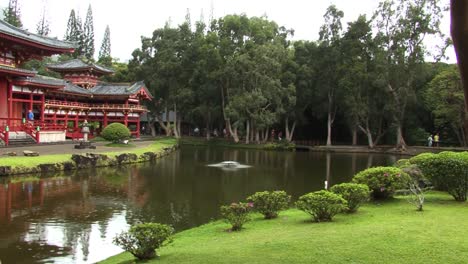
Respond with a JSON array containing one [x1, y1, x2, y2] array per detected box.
[[44, 100, 148, 112]]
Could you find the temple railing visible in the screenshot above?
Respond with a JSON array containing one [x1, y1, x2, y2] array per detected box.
[[44, 100, 148, 112]]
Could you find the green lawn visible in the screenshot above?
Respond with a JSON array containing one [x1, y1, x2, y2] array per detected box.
[[102, 192, 468, 264], [0, 138, 177, 169]]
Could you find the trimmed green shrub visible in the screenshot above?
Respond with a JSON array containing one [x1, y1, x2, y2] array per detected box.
[[101, 123, 131, 143], [330, 183, 370, 213], [220, 202, 253, 231], [247, 190, 291, 219], [113, 222, 173, 260], [296, 190, 347, 222], [410, 151, 468, 201], [352, 166, 411, 199]]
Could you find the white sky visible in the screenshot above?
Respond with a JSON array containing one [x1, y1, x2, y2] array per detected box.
[[0, 0, 455, 62]]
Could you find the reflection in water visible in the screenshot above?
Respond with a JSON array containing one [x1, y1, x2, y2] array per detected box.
[[0, 146, 400, 263]]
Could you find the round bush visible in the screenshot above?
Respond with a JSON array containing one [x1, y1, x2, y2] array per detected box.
[[352, 166, 411, 199], [330, 183, 370, 213], [101, 123, 131, 143], [113, 222, 173, 260], [410, 151, 468, 201], [247, 190, 291, 219], [296, 190, 347, 222], [220, 202, 253, 231]]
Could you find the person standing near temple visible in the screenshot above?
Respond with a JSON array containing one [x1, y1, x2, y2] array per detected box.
[[434, 133, 440, 147], [27, 109, 34, 126]]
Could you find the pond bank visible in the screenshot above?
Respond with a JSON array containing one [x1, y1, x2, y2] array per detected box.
[[0, 138, 178, 176], [180, 136, 468, 156], [101, 192, 468, 264]]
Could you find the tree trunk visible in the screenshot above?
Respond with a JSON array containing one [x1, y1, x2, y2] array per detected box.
[[255, 130, 260, 144], [263, 128, 269, 143], [358, 125, 375, 149], [451, 0, 468, 145], [155, 107, 171, 137], [173, 104, 180, 139], [289, 122, 296, 142], [285, 118, 296, 142], [396, 124, 407, 151], [245, 120, 250, 144], [351, 126, 357, 146], [326, 110, 333, 146], [149, 119, 156, 137]]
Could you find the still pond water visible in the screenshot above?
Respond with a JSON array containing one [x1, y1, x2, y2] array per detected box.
[[0, 146, 399, 263]]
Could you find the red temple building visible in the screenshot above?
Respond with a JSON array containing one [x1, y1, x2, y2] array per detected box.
[[0, 20, 151, 146]]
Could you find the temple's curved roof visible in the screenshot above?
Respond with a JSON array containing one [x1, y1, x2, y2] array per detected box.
[[47, 59, 115, 75], [0, 19, 75, 51]]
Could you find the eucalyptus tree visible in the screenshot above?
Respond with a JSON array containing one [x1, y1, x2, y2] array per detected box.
[[339, 15, 389, 148], [373, 0, 445, 150], [213, 15, 290, 142], [425, 66, 466, 146], [317, 5, 344, 146]]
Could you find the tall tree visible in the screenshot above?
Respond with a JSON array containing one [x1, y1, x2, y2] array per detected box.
[[317, 5, 344, 146], [2, 0, 22, 28], [425, 66, 466, 146], [64, 9, 84, 58], [339, 15, 388, 148], [98, 25, 112, 66], [36, 4, 50, 36], [83, 4, 95, 60], [373, 0, 445, 150]]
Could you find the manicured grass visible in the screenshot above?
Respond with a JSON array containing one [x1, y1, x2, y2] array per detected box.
[[101, 192, 468, 264], [0, 138, 177, 169], [0, 154, 73, 168]]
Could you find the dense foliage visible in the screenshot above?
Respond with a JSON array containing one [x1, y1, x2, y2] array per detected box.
[[410, 152, 468, 201], [296, 190, 347, 222], [330, 183, 370, 213], [220, 202, 253, 231], [352, 167, 411, 199], [113, 222, 173, 260], [10, 0, 460, 146], [247, 191, 291, 219], [123, 0, 457, 147], [101, 123, 131, 143]]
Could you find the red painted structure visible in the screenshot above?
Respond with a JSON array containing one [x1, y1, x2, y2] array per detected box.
[[0, 20, 151, 145]]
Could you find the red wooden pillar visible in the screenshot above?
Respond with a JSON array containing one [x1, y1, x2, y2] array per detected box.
[[40, 93, 45, 122], [53, 110, 57, 126], [124, 112, 128, 126], [29, 93, 33, 112], [7, 81, 12, 127], [103, 111, 108, 127], [136, 116, 141, 138]]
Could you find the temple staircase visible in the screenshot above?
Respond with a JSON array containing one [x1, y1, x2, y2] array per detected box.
[[7, 132, 37, 146]]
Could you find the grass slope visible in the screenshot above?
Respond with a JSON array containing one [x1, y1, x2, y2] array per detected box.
[[0, 138, 177, 168], [102, 192, 468, 264]]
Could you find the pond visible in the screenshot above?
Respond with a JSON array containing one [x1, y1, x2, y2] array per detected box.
[[0, 146, 400, 263]]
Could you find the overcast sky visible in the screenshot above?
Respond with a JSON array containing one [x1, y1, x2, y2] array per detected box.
[[0, 0, 455, 62]]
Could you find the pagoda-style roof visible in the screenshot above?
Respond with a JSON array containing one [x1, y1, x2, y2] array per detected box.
[[0, 64, 36, 77], [0, 19, 75, 53], [91, 81, 152, 98], [52, 80, 152, 100], [13, 75, 67, 89], [47, 59, 115, 75], [64, 82, 93, 95]]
